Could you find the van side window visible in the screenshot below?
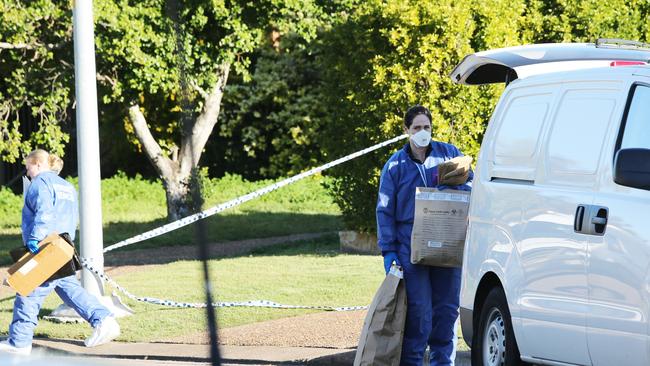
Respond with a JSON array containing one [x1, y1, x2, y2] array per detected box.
[[546, 90, 617, 177], [490, 93, 552, 181], [494, 95, 550, 163], [620, 85, 650, 150]]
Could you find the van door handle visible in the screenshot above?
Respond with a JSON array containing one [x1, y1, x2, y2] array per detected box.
[[591, 217, 607, 225], [590, 206, 609, 235], [574, 205, 586, 233], [575, 205, 608, 235]]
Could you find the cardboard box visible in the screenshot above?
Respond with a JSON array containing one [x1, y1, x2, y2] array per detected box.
[[7, 233, 75, 296], [410, 188, 470, 268]]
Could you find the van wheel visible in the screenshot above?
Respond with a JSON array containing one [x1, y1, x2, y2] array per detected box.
[[472, 287, 523, 366]]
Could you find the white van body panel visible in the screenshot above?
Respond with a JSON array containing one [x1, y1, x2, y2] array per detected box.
[[461, 65, 650, 365], [586, 78, 650, 365], [518, 80, 625, 364]]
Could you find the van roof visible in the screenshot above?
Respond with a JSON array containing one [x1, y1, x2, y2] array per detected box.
[[512, 62, 650, 86], [450, 39, 650, 85]]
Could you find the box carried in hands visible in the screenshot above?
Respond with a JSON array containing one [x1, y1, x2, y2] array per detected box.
[[410, 188, 470, 268], [6, 233, 75, 296]]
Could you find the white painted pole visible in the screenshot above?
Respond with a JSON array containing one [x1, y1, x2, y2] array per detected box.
[[73, 0, 104, 296]]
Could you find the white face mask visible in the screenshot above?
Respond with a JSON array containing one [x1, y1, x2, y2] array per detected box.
[[410, 129, 431, 148]]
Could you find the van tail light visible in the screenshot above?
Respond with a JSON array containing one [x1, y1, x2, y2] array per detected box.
[[610, 61, 647, 67]]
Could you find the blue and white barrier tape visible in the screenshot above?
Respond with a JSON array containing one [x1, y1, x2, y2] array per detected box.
[[103, 134, 408, 253], [87, 135, 407, 310]]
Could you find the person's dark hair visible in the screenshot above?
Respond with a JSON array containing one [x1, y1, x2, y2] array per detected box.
[[404, 105, 432, 128]]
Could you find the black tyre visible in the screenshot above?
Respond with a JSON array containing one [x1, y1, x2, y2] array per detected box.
[[471, 286, 523, 366]]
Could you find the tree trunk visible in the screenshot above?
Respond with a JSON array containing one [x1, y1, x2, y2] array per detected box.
[[127, 63, 230, 222], [163, 175, 190, 221]]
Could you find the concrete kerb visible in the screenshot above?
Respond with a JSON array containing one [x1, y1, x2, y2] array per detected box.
[[31, 339, 356, 365], [31, 338, 471, 365]]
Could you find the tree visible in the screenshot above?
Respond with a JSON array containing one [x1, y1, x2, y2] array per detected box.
[[0, 0, 350, 220], [210, 34, 327, 179], [202, 1, 361, 180], [0, 1, 73, 162], [94, 0, 334, 220], [518, 0, 650, 43]]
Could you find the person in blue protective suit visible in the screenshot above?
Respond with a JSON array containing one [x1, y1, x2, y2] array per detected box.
[[0, 149, 120, 356], [376, 105, 472, 366]]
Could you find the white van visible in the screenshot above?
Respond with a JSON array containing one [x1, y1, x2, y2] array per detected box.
[[451, 39, 650, 366]]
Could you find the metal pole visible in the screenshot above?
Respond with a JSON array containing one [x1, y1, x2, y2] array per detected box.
[[73, 0, 104, 296]]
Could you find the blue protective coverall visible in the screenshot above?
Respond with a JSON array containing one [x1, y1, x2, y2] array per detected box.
[[8, 171, 111, 348], [376, 142, 472, 366]]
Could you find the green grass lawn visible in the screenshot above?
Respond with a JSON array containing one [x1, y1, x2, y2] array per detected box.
[[0, 239, 385, 342]]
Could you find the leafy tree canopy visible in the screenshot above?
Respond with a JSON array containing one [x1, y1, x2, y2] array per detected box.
[[0, 0, 72, 161]]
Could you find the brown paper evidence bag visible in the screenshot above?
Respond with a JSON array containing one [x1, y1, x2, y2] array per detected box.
[[354, 266, 407, 366]]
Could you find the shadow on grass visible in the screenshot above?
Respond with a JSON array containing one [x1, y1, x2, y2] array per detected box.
[[0, 211, 345, 267], [248, 236, 342, 257], [102, 233, 346, 267], [104, 211, 342, 249]]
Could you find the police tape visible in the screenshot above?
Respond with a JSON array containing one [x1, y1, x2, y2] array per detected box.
[[80, 258, 368, 311], [103, 134, 408, 253], [88, 135, 408, 311]]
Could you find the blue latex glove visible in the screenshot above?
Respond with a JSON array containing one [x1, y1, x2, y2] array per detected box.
[[26, 240, 39, 254], [383, 251, 401, 274]]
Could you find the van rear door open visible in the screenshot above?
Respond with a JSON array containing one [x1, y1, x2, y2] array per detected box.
[[450, 40, 650, 85]]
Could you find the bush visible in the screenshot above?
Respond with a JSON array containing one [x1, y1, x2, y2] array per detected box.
[[317, 0, 511, 231], [211, 35, 328, 180], [0, 171, 338, 230], [100, 171, 167, 223], [200, 170, 340, 214], [0, 187, 23, 228], [316, 0, 650, 232]]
